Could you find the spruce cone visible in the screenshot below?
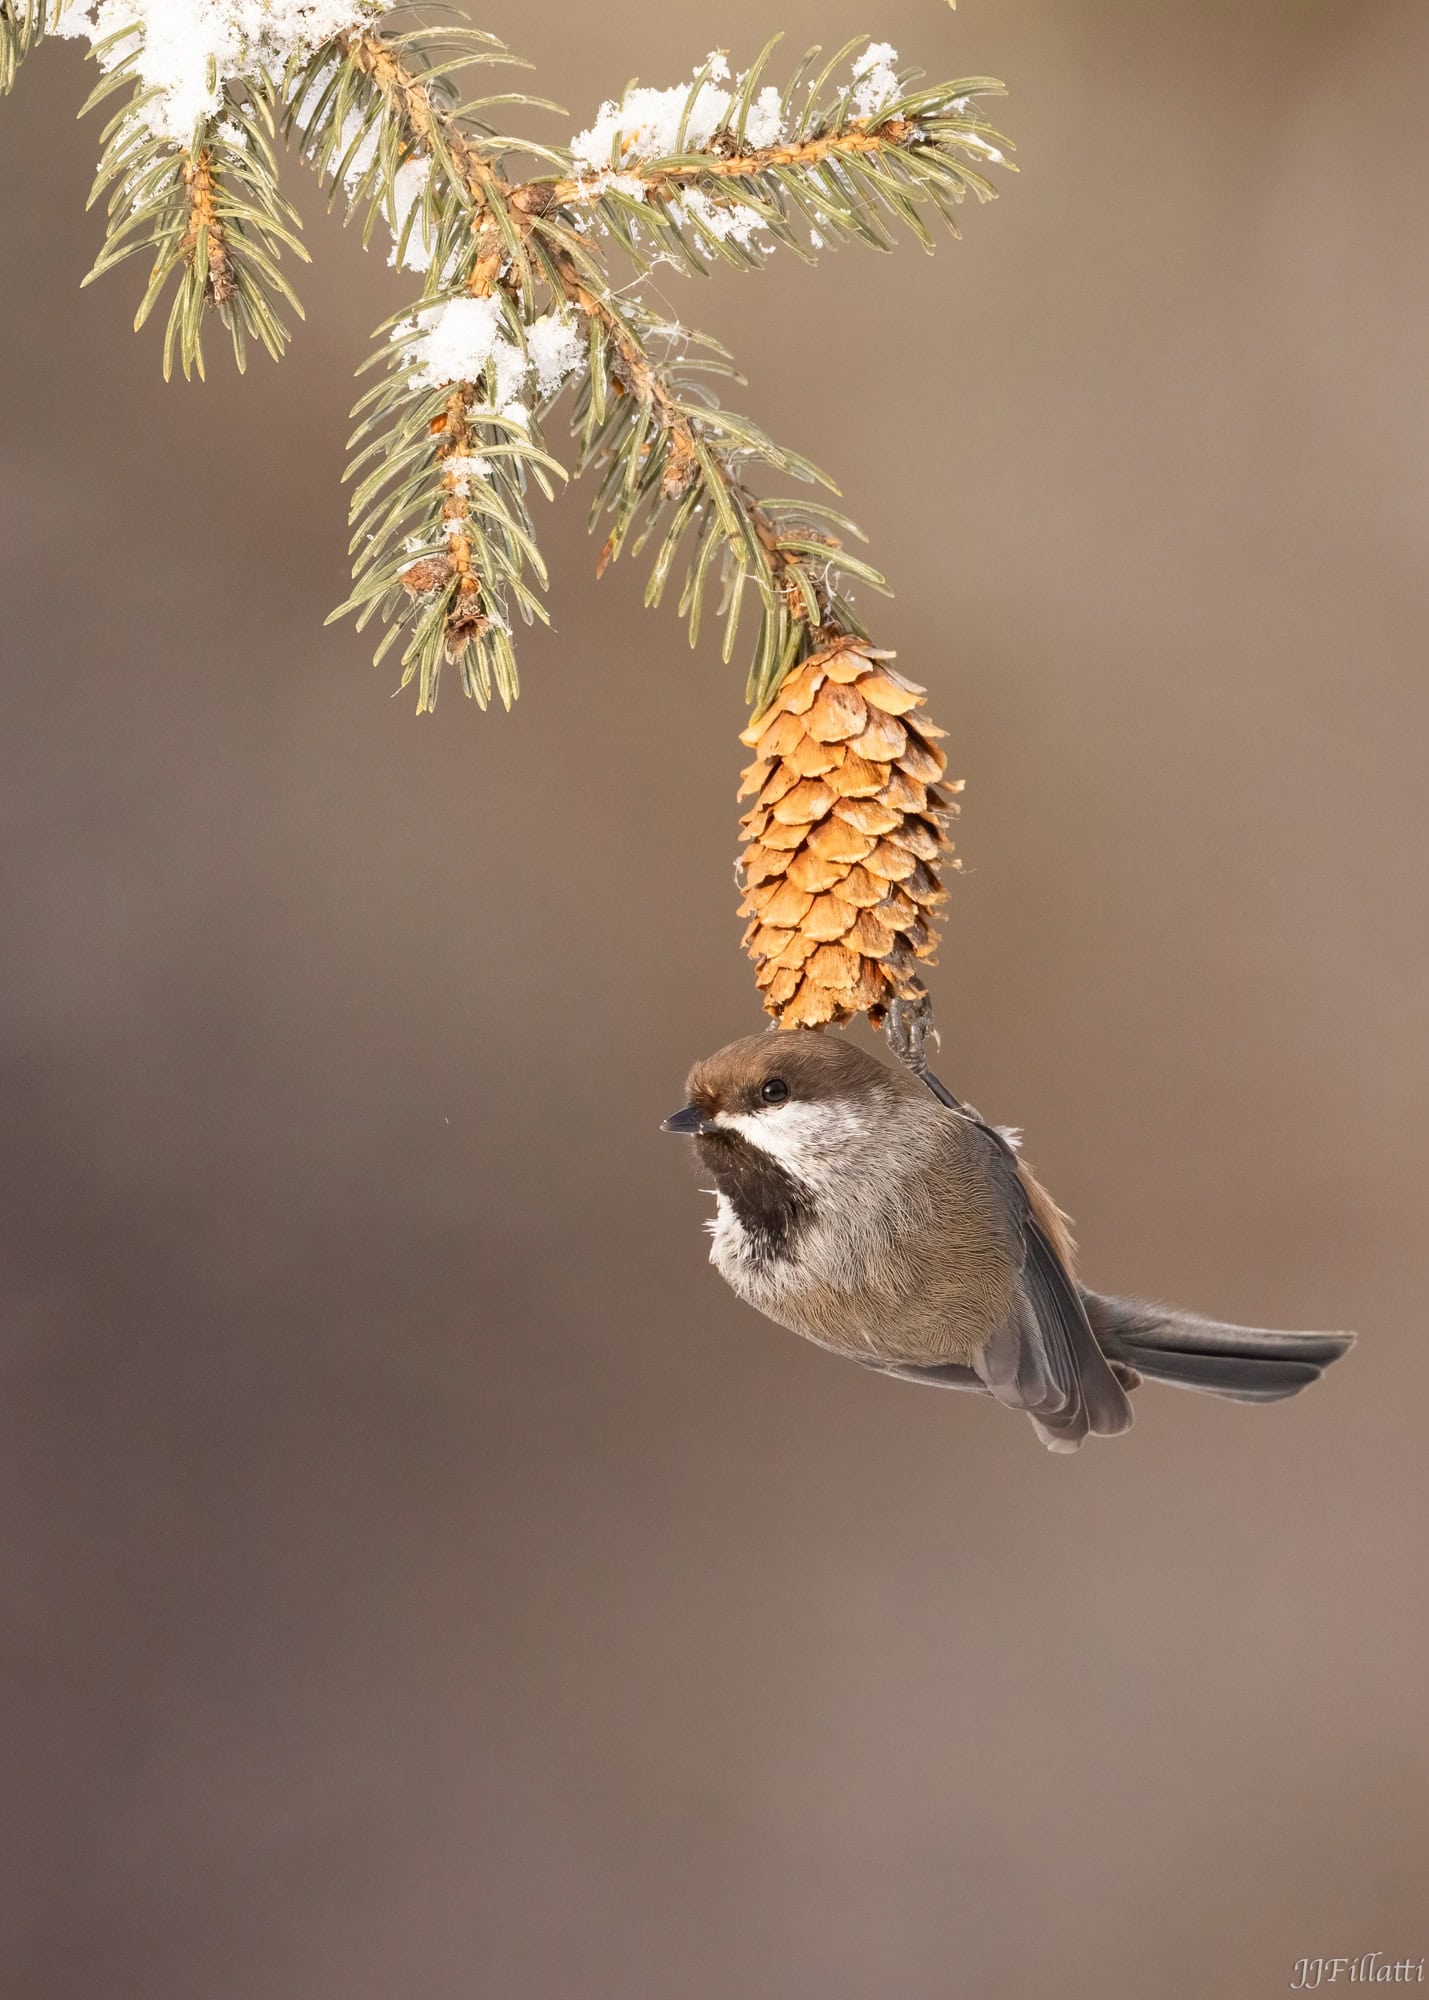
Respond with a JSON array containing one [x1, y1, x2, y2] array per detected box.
[[737, 638, 961, 1029]]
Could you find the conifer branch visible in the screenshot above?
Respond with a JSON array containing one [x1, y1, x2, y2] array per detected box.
[[181, 148, 238, 307], [80, 54, 308, 380], [539, 243, 862, 704], [539, 45, 1011, 280], [7, 3, 1014, 1027], [288, 21, 570, 706], [285, 19, 950, 709]]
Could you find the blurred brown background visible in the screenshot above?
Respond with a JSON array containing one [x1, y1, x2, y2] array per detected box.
[[2, 3, 1426, 1996]]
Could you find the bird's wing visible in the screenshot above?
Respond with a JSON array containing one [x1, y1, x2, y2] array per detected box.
[[964, 1118, 1134, 1451]]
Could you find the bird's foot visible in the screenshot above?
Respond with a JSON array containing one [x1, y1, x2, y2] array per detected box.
[[884, 990, 937, 1076], [884, 991, 967, 1114]]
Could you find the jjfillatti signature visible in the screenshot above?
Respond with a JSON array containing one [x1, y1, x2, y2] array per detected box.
[[1292, 1959, 1425, 1990]]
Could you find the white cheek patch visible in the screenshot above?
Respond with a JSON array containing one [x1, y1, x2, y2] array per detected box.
[[712, 1100, 872, 1184]]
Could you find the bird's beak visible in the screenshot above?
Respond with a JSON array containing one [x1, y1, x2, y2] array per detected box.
[[661, 1102, 710, 1135]]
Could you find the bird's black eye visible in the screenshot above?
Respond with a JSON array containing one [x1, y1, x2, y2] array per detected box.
[[761, 1078, 790, 1105]]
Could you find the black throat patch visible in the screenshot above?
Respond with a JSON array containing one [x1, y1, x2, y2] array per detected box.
[[695, 1128, 812, 1260]]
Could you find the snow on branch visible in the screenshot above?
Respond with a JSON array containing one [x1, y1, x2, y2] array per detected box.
[[554, 37, 1011, 276]]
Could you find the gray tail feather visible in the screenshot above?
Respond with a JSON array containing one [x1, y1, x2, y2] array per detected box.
[[1081, 1292, 1355, 1405]]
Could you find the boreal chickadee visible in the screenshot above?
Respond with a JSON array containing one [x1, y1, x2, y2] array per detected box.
[[663, 1031, 1353, 1452]]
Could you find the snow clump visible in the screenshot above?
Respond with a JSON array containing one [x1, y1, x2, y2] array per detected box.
[[850, 42, 902, 121], [397, 297, 586, 423], [53, 0, 380, 147], [571, 52, 783, 171]]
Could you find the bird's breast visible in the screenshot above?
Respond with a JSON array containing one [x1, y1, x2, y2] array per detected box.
[[707, 1191, 995, 1366], [703, 1131, 1021, 1368]]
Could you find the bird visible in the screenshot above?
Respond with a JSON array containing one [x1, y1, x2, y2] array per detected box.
[[662, 1030, 1354, 1452]]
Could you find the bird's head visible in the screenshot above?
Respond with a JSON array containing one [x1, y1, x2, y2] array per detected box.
[[662, 1030, 914, 1185]]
